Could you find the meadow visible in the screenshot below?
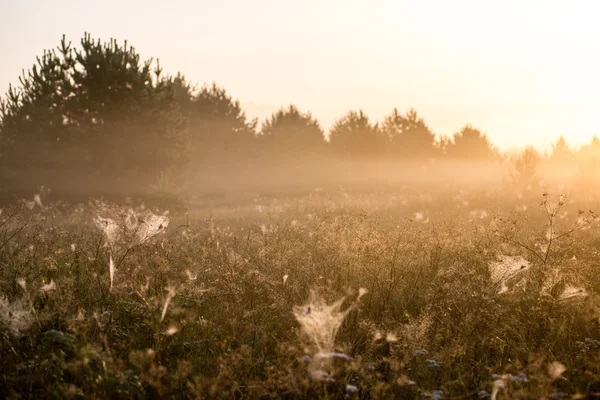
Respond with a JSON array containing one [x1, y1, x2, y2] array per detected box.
[[2, 174, 600, 399]]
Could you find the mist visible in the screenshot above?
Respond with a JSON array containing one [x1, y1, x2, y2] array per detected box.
[[3, 26, 600, 400]]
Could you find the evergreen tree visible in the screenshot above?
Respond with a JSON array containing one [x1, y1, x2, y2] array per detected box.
[[187, 83, 257, 168], [513, 146, 541, 184], [576, 135, 600, 162], [445, 125, 498, 160], [550, 136, 573, 163], [382, 108, 436, 159], [0, 33, 188, 196], [260, 105, 325, 157], [328, 110, 384, 158]]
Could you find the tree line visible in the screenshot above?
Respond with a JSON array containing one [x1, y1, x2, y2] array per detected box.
[[0, 34, 596, 200]]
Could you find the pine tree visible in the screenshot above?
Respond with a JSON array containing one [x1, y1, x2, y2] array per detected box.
[[0, 33, 188, 197], [329, 110, 385, 158], [382, 108, 436, 159], [446, 125, 499, 160], [260, 105, 325, 157]]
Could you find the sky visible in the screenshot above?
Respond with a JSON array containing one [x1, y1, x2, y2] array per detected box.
[[1, 0, 599, 152]]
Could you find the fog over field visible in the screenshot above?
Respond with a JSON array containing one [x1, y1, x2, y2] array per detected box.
[[3, 2, 600, 399]]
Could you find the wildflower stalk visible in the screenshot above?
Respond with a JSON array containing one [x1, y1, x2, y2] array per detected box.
[[495, 194, 597, 266]]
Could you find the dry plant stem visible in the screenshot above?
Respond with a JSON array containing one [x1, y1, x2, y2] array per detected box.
[[494, 232, 546, 264], [115, 228, 164, 270], [0, 223, 27, 252], [496, 195, 595, 266]]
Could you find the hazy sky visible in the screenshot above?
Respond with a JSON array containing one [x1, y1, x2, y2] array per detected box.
[[2, 0, 599, 151]]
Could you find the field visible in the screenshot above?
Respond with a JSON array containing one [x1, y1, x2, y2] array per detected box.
[[2, 179, 600, 399]]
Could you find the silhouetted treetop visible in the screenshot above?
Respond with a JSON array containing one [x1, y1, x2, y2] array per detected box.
[[382, 108, 436, 158], [183, 83, 258, 176], [329, 110, 384, 158], [550, 136, 573, 162], [260, 105, 324, 151], [0, 33, 187, 194], [445, 125, 498, 160], [188, 83, 256, 146], [577, 135, 600, 163]]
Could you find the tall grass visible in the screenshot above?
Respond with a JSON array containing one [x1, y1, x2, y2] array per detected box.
[[1, 188, 600, 399]]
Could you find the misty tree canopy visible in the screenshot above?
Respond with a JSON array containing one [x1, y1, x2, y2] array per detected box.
[[445, 125, 499, 160], [382, 108, 437, 159], [186, 83, 257, 167], [0, 33, 187, 195], [550, 136, 573, 162], [260, 105, 325, 157], [329, 110, 384, 158], [0, 32, 552, 201]]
